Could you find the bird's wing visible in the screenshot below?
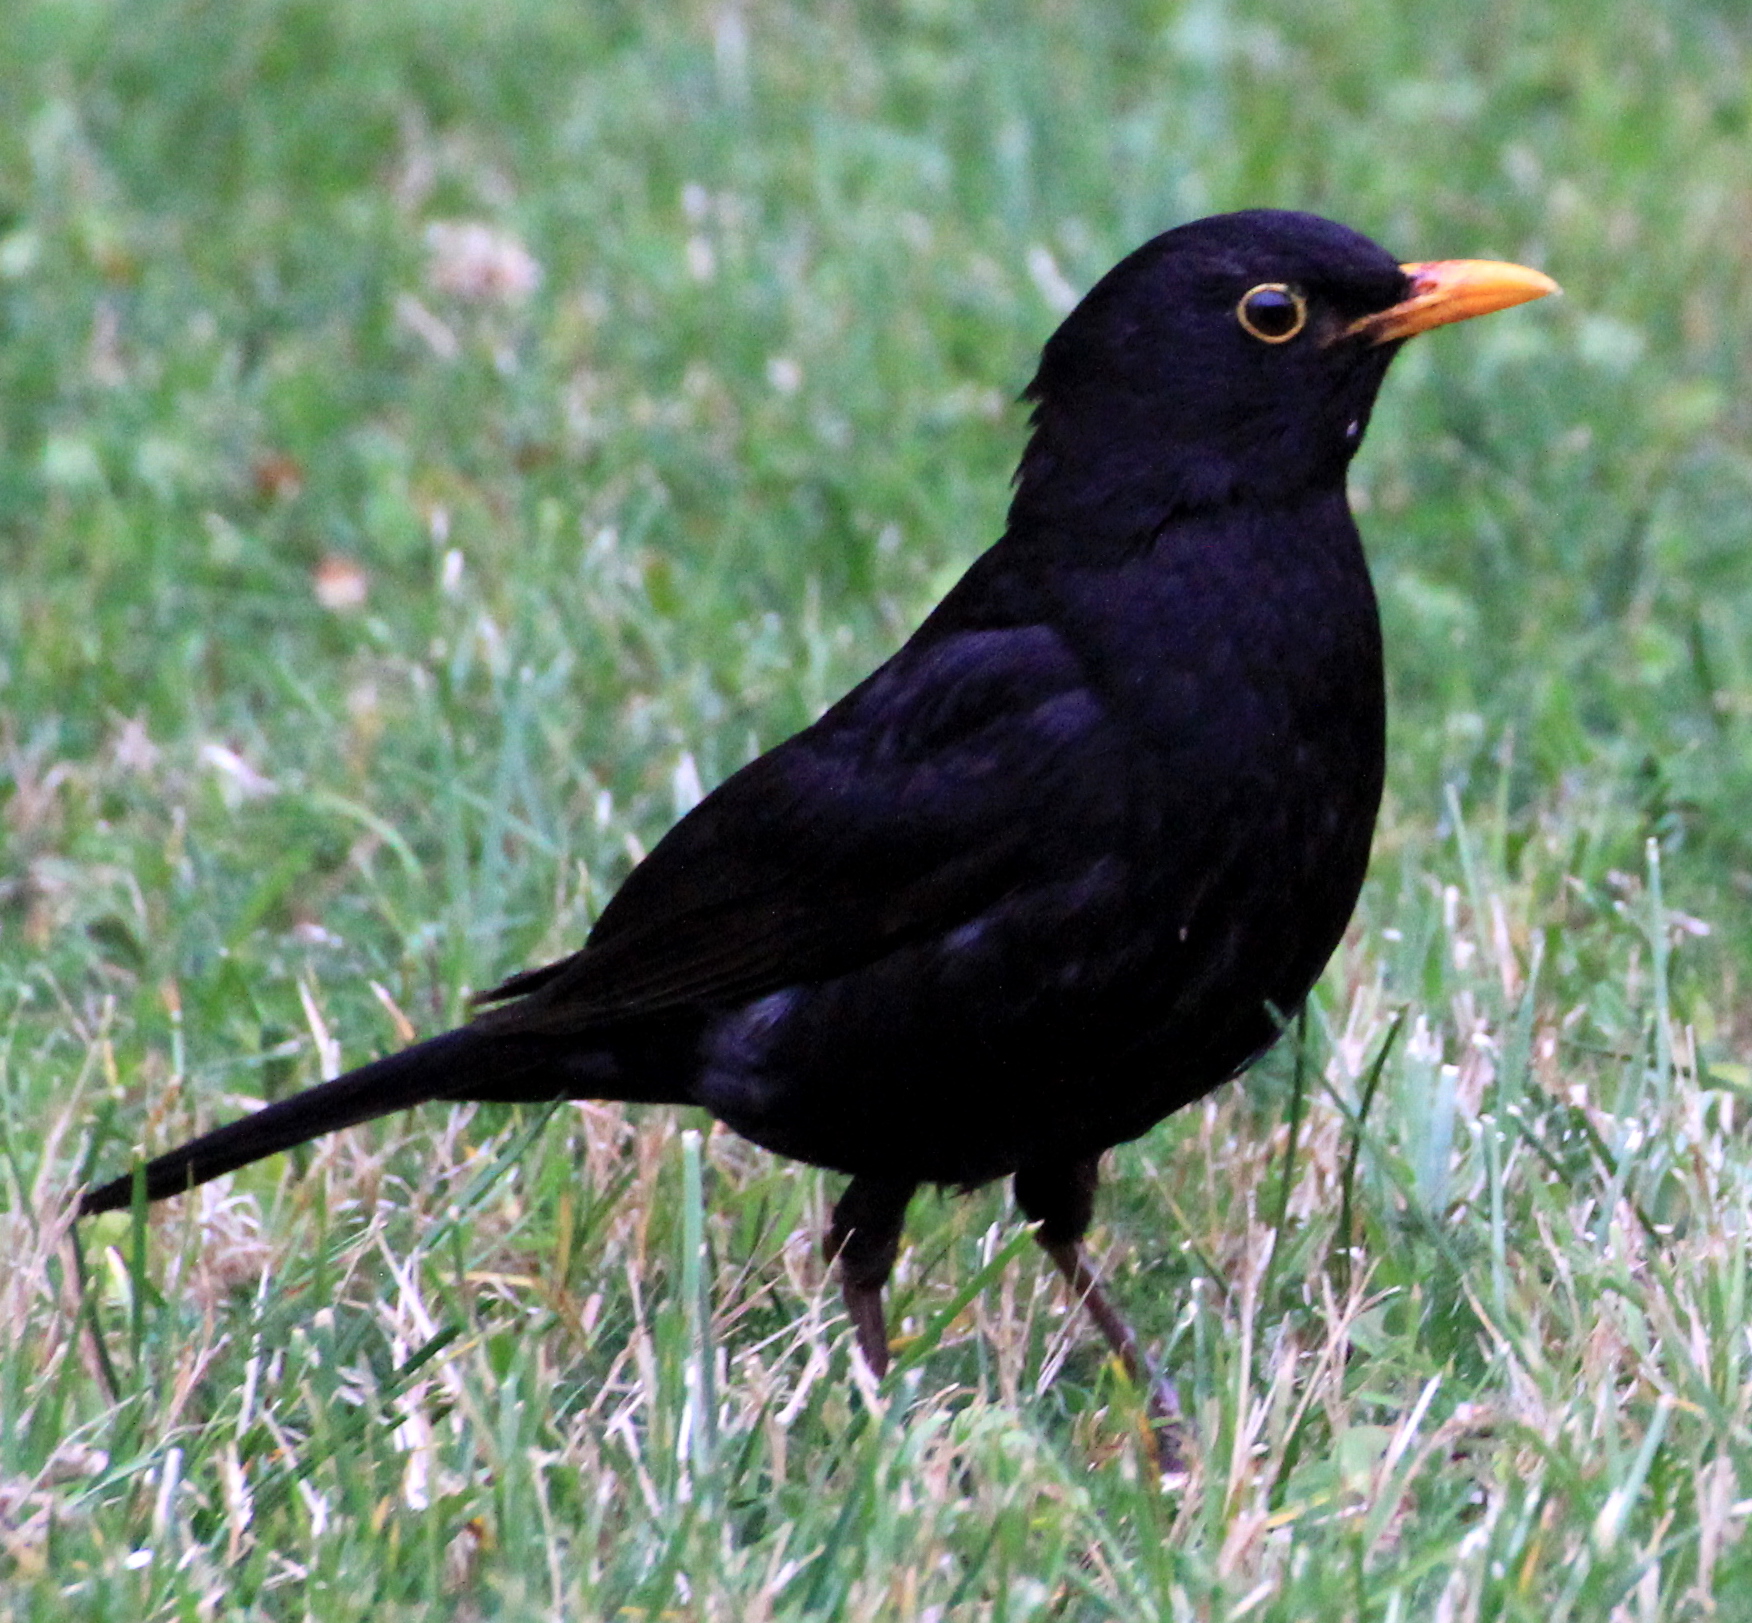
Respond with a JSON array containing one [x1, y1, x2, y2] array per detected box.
[[471, 615, 1133, 1036]]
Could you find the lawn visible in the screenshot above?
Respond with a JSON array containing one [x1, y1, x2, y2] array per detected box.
[[5, 0, 1752, 1616]]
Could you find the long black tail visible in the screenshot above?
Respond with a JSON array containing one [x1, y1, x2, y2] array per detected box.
[[79, 1027, 565, 1216]]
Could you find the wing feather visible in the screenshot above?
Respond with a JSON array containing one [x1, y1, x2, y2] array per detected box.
[[472, 619, 1130, 1037]]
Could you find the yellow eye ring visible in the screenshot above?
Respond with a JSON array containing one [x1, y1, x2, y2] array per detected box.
[[1236, 283, 1308, 344]]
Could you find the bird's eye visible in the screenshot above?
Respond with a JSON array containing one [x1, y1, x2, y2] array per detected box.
[[1236, 283, 1308, 344]]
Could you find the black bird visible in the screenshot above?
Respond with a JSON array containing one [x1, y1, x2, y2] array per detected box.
[[82, 210, 1554, 1423]]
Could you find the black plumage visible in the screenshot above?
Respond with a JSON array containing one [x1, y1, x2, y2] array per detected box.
[[81, 210, 1555, 1429]]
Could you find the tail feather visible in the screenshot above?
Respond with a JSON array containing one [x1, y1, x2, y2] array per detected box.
[[81, 1028, 510, 1215]]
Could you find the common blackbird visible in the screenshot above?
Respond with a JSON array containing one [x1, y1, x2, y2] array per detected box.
[[81, 210, 1555, 1425]]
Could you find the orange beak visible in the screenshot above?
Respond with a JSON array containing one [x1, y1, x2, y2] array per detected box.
[[1344, 259, 1560, 346]]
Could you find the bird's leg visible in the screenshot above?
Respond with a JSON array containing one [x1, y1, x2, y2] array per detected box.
[[823, 1176, 916, 1378], [1015, 1158, 1183, 1465], [1037, 1240, 1146, 1386]]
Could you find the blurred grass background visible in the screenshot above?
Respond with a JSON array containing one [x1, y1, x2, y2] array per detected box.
[[5, 0, 1752, 1616]]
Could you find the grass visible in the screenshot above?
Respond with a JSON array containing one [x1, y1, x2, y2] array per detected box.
[[5, 0, 1752, 1615]]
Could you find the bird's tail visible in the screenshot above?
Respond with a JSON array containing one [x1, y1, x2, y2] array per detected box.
[[78, 1026, 601, 1216]]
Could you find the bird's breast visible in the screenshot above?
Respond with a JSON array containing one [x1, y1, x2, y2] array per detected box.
[[1050, 492, 1384, 810]]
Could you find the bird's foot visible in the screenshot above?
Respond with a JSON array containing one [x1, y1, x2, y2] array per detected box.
[[1141, 1370, 1187, 1475], [1041, 1237, 1187, 1475]]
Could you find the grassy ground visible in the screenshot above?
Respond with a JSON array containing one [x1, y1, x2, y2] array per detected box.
[[5, 0, 1752, 1615]]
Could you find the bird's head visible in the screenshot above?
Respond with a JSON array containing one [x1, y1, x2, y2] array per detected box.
[[1009, 208, 1556, 536]]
